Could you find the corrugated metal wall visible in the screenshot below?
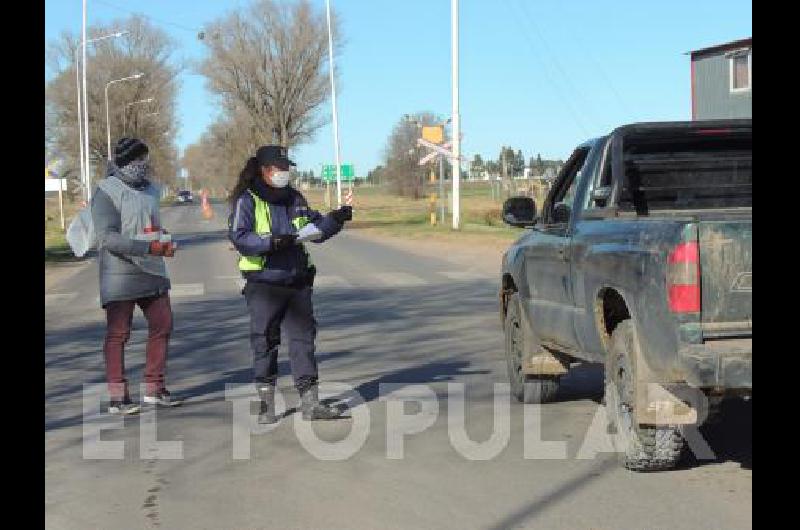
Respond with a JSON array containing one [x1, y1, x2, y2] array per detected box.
[[693, 52, 752, 120]]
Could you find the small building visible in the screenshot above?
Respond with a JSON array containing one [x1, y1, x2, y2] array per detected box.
[[688, 37, 751, 120]]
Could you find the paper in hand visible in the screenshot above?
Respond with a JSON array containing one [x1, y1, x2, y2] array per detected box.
[[296, 223, 324, 242]]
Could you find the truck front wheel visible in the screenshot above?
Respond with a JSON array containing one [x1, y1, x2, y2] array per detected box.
[[606, 320, 685, 471], [504, 293, 560, 404]]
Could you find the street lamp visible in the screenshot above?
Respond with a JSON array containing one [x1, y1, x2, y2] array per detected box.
[[76, 30, 129, 202], [123, 97, 155, 132], [105, 73, 145, 159]]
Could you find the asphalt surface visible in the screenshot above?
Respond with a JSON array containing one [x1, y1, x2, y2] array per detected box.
[[45, 203, 752, 530]]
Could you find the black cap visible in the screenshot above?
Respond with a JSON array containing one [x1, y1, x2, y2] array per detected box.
[[256, 145, 296, 167], [114, 137, 149, 168]]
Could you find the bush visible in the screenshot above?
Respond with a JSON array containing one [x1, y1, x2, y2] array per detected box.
[[483, 207, 502, 226]]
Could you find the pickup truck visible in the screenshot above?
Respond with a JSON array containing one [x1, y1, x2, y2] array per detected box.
[[499, 119, 751, 471]]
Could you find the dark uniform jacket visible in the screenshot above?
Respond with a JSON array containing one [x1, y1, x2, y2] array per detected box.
[[229, 180, 342, 287]]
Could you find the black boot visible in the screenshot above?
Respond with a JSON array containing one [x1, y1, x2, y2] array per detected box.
[[300, 386, 347, 420], [257, 385, 278, 424]]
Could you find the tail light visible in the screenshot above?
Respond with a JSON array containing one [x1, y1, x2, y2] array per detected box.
[[667, 241, 700, 313]]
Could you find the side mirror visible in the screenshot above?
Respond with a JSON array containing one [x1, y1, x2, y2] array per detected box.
[[502, 197, 537, 227], [552, 203, 571, 224]]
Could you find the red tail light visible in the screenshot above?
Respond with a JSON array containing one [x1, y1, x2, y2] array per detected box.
[[667, 241, 700, 313]]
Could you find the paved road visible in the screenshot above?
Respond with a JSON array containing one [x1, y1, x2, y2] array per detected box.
[[45, 203, 752, 530]]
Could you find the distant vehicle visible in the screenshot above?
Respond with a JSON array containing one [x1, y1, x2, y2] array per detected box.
[[499, 119, 751, 471], [175, 190, 194, 204]]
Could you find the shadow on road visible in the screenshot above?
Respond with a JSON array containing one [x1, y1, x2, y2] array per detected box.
[[680, 397, 752, 470], [486, 458, 619, 530], [45, 278, 499, 433]]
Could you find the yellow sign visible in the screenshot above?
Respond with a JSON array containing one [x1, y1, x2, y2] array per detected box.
[[421, 125, 444, 145]]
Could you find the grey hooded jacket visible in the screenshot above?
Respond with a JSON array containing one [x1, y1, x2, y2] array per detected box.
[[90, 170, 171, 307]]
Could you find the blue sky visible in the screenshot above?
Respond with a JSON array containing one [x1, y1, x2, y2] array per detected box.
[[45, 0, 751, 175]]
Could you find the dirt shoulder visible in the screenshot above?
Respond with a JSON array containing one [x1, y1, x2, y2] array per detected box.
[[346, 226, 513, 275]]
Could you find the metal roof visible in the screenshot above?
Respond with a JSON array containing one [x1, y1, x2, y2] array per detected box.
[[686, 37, 751, 58]]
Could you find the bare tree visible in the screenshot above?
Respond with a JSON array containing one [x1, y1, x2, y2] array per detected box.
[[197, 0, 342, 148], [382, 112, 445, 198], [45, 16, 182, 193]]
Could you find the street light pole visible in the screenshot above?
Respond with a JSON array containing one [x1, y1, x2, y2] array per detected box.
[[75, 53, 85, 197], [451, 0, 461, 230], [81, 0, 90, 202], [325, 0, 343, 208], [123, 97, 155, 133], [78, 24, 129, 203], [105, 73, 144, 160]]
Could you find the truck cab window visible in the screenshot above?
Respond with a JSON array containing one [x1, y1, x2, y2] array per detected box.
[[546, 147, 589, 224]]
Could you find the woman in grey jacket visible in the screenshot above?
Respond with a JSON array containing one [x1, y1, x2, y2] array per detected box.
[[91, 138, 181, 414]]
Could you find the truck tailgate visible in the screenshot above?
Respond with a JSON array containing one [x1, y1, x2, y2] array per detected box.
[[698, 219, 752, 330]]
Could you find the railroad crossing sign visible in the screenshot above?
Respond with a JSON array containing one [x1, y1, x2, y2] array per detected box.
[[419, 141, 452, 166], [417, 138, 465, 166], [421, 125, 444, 145]]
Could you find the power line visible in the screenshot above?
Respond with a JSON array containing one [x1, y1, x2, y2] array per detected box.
[[512, 0, 600, 131], [93, 0, 201, 34], [501, 0, 590, 136], [548, 1, 632, 117]]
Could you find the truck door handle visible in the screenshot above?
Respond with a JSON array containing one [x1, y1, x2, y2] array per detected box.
[[557, 247, 566, 260]]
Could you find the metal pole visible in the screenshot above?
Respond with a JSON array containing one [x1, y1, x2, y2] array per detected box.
[[75, 54, 85, 195], [58, 180, 65, 231], [439, 155, 445, 223], [82, 0, 91, 203], [105, 82, 112, 161], [451, 0, 460, 229], [325, 0, 342, 208]]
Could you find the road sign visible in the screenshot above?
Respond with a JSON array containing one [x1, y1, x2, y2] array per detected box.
[[321, 163, 355, 181], [416, 138, 465, 165], [419, 141, 452, 166], [45, 178, 68, 231], [422, 125, 444, 145], [44, 179, 67, 192]]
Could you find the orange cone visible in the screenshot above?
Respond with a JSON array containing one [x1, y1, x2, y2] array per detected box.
[[200, 189, 214, 220]]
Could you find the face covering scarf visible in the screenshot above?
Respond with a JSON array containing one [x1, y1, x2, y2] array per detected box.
[[117, 159, 151, 187]]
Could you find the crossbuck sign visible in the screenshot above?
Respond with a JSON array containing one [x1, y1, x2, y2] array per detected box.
[[417, 138, 465, 166]]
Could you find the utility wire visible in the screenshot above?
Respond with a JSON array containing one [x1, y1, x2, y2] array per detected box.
[[548, 1, 632, 117], [94, 0, 201, 34], [502, 0, 590, 136], [513, 0, 600, 131]]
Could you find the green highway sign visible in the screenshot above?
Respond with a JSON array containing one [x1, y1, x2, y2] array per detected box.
[[321, 163, 356, 181]]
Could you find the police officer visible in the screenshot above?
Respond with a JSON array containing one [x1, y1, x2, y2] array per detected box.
[[228, 145, 352, 423]]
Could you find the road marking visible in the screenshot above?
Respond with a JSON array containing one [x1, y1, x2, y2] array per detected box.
[[313, 275, 353, 288], [438, 271, 492, 281], [45, 293, 78, 304], [170, 283, 205, 297], [372, 272, 429, 287]]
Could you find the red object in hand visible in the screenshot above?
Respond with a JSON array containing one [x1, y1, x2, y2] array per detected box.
[[149, 240, 165, 255], [149, 241, 176, 257]]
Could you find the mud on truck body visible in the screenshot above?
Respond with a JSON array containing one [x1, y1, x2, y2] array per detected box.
[[499, 119, 751, 471]]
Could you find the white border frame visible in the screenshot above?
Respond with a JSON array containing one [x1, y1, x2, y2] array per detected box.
[[729, 49, 752, 93]]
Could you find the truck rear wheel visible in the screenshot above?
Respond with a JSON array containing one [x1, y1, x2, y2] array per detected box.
[[606, 320, 684, 471], [504, 293, 560, 404]]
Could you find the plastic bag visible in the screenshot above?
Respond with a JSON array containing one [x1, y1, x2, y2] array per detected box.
[[65, 208, 96, 257]]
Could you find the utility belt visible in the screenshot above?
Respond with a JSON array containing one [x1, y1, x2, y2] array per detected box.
[[242, 265, 317, 292]]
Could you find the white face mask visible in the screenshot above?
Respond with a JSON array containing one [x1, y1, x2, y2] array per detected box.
[[270, 170, 291, 188]]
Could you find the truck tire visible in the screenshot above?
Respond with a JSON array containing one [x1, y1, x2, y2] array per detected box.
[[504, 293, 560, 404], [606, 320, 684, 471]]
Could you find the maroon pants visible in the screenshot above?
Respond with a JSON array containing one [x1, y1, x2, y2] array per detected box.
[[103, 293, 173, 400]]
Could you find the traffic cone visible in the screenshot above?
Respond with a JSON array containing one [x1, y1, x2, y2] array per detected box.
[[200, 189, 214, 220]]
